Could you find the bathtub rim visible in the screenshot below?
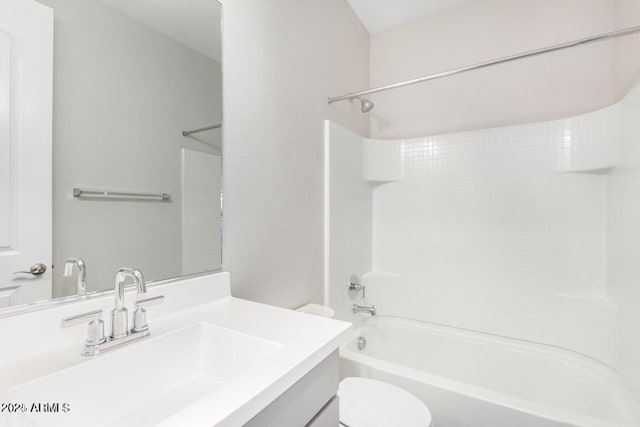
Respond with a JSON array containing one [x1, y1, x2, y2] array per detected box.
[[339, 315, 640, 427]]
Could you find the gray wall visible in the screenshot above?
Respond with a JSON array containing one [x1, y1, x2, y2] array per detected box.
[[222, 0, 370, 308]]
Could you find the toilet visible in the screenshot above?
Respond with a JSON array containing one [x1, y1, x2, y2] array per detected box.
[[296, 304, 433, 426], [338, 377, 433, 427]]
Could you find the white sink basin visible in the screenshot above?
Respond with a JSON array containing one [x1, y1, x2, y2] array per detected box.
[[8, 322, 282, 427]]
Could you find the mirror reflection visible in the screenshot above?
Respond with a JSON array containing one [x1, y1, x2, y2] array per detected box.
[[1, 0, 223, 310]]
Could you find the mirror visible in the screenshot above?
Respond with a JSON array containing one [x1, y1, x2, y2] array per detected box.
[[0, 0, 223, 311]]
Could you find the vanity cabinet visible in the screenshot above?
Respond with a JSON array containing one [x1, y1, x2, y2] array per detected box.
[[245, 350, 339, 427], [306, 397, 339, 427]]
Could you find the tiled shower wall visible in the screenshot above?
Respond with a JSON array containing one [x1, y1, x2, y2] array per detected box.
[[608, 83, 640, 399], [327, 86, 640, 369], [371, 115, 616, 364]]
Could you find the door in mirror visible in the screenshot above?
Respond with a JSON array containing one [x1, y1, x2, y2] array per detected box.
[[0, 0, 53, 307]]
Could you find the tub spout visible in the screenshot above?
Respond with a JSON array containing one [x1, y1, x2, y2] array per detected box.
[[353, 304, 376, 316]]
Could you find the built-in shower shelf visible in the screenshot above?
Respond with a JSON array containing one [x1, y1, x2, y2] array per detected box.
[[553, 292, 618, 310], [554, 103, 620, 174], [559, 166, 616, 175]]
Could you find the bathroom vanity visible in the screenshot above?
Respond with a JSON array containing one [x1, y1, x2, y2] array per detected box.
[[0, 272, 350, 426]]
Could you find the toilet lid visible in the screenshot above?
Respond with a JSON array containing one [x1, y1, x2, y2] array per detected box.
[[338, 377, 432, 427]]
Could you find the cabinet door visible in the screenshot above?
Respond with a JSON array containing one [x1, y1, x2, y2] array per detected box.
[[307, 397, 339, 427], [0, 0, 53, 307], [245, 351, 339, 427]]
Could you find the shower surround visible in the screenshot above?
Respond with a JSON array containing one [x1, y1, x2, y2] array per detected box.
[[326, 82, 640, 400]]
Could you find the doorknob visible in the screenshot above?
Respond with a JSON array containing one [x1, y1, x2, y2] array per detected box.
[[14, 263, 47, 276]]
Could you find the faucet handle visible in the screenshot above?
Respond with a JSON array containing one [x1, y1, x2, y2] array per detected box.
[[348, 275, 364, 300], [136, 295, 164, 308], [132, 295, 164, 333], [61, 309, 106, 346], [61, 309, 102, 327]]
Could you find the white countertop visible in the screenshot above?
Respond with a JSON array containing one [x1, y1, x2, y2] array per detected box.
[[0, 272, 352, 427]]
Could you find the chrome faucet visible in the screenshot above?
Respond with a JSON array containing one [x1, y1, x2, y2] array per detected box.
[[111, 268, 146, 338], [63, 258, 87, 296], [353, 304, 376, 316], [61, 267, 164, 357]]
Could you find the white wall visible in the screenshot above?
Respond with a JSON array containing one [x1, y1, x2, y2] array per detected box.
[[222, 0, 370, 308], [369, 0, 616, 139], [39, 0, 222, 296]]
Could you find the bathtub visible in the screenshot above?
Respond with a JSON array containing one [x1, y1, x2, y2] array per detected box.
[[339, 316, 640, 427]]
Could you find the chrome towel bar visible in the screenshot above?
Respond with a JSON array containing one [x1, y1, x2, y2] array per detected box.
[[73, 188, 171, 201]]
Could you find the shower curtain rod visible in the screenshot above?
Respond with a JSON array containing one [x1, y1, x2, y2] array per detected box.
[[182, 123, 222, 136], [328, 25, 640, 104]]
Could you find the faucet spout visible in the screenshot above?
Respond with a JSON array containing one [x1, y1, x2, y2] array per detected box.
[[111, 268, 146, 339], [63, 258, 87, 296], [114, 268, 146, 310]]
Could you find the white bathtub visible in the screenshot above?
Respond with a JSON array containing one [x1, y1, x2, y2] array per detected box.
[[339, 316, 640, 427]]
